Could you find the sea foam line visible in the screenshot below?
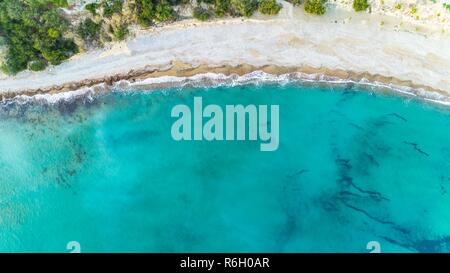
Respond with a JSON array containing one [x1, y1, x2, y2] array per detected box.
[[3, 71, 450, 106]]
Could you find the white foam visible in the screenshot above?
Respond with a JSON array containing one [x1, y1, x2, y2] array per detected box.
[[6, 83, 107, 105], [4, 72, 450, 106]]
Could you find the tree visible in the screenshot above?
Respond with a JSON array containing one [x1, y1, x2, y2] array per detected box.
[[197, 0, 215, 4], [102, 0, 124, 18], [29, 59, 47, 72], [258, 0, 282, 15], [38, 39, 78, 65], [77, 18, 103, 46], [85, 3, 99, 16], [134, 0, 154, 27], [112, 23, 129, 41], [353, 0, 369, 11], [193, 7, 211, 21], [304, 0, 326, 15], [230, 0, 259, 17], [154, 1, 174, 22], [50, 0, 69, 7], [0, 0, 78, 74], [287, 0, 302, 6], [214, 0, 231, 17]]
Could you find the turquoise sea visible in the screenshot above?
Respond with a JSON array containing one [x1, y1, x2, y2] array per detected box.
[[0, 79, 449, 253]]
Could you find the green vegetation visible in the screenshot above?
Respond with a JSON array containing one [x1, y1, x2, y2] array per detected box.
[[77, 18, 103, 46], [394, 3, 402, 9], [231, 0, 259, 17], [197, 0, 215, 4], [132, 0, 175, 26], [154, 1, 175, 22], [102, 0, 124, 18], [134, 0, 154, 27], [85, 3, 99, 16], [193, 7, 211, 21], [444, 3, 450, 12], [112, 23, 129, 40], [52, 0, 69, 7], [193, 0, 272, 18], [353, 0, 369, 11], [304, 0, 326, 15], [214, 0, 231, 16], [287, 0, 302, 6], [0, 0, 285, 74], [258, 0, 282, 15], [410, 5, 417, 14], [28, 59, 47, 71], [0, 0, 78, 74]]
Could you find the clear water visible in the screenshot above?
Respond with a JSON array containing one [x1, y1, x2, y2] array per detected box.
[[0, 82, 449, 253]]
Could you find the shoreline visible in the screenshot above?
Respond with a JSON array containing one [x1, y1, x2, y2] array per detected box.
[[1, 5, 450, 101], [5, 64, 450, 107], [2, 62, 446, 97]]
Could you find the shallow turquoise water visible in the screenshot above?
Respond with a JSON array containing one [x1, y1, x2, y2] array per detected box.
[[0, 82, 449, 253]]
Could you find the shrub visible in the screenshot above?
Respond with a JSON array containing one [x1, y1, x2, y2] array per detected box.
[[85, 3, 99, 16], [48, 28, 60, 39], [102, 0, 124, 18], [214, 0, 231, 16], [29, 59, 47, 71], [353, 0, 369, 11], [77, 18, 102, 45], [304, 0, 326, 15], [288, 0, 302, 6], [1, 45, 29, 75], [39, 39, 78, 65], [135, 0, 154, 27], [193, 7, 211, 21], [197, 0, 215, 4], [0, 0, 78, 74], [112, 23, 129, 41], [259, 0, 282, 15], [50, 0, 69, 7], [154, 1, 175, 22], [171, 0, 190, 4], [443, 3, 450, 12], [231, 0, 259, 17]]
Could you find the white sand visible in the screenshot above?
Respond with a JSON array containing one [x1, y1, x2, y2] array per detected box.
[[0, 3, 449, 94]]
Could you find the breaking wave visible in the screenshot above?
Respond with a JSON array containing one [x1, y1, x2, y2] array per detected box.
[[2, 71, 450, 106]]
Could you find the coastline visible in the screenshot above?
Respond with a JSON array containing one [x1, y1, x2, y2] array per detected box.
[[6, 66, 450, 107], [3, 62, 448, 100], [1, 4, 450, 102]]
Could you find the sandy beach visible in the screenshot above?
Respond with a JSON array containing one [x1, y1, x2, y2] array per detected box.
[[0, 2, 449, 99]]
